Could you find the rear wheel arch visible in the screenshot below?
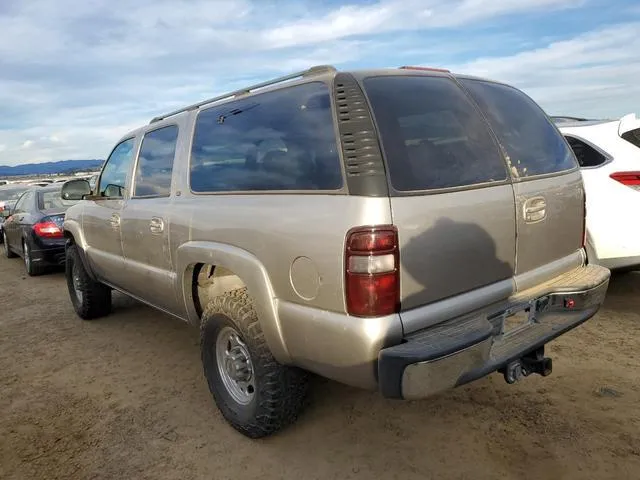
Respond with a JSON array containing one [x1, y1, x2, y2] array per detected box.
[[177, 242, 291, 364]]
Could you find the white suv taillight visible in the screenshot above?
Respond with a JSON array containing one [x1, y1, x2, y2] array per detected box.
[[610, 171, 640, 191], [345, 226, 399, 317]]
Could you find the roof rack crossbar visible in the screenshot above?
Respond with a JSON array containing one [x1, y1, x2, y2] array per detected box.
[[150, 64, 337, 123]]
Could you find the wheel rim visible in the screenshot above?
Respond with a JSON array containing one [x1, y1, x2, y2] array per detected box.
[[71, 261, 83, 304], [23, 242, 30, 270], [216, 326, 255, 405]]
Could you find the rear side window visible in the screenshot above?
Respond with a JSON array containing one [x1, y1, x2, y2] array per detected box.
[[460, 79, 576, 178], [190, 82, 343, 192], [564, 136, 608, 168], [621, 129, 640, 149], [363, 76, 508, 191], [134, 125, 179, 197]]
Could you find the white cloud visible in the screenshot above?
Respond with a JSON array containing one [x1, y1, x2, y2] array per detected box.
[[450, 22, 640, 117], [0, 0, 635, 165]]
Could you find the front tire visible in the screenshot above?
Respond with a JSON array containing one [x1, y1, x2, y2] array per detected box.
[[200, 289, 308, 438], [66, 244, 111, 320]]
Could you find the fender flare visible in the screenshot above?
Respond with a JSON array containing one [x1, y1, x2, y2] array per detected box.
[[63, 219, 97, 281], [176, 241, 292, 364]]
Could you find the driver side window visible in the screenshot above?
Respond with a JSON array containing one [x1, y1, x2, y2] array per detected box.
[[98, 138, 136, 198]]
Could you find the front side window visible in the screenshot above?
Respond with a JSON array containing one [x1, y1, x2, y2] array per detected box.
[[460, 79, 576, 178], [190, 82, 343, 192], [98, 138, 136, 198], [363, 75, 508, 191], [133, 126, 179, 197]]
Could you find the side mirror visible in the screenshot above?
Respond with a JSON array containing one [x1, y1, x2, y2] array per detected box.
[[1, 208, 11, 219], [61, 179, 92, 201]]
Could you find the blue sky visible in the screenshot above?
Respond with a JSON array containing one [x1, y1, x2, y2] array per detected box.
[[0, 0, 639, 166]]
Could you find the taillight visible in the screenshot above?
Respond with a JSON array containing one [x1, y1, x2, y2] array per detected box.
[[33, 221, 63, 238], [610, 171, 640, 191], [345, 226, 399, 317]]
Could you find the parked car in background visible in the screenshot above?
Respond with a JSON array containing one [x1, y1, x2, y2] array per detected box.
[[60, 65, 610, 438], [0, 184, 29, 243], [3, 184, 80, 275], [554, 113, 640, 270]]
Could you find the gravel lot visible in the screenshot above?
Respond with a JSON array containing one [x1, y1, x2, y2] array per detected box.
[[0, 255, 639, 480]]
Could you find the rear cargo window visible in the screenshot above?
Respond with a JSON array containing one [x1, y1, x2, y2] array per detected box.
[[363, 76, 508, 191], [460, 79, 576, 178], [190, 82, 343, 193]]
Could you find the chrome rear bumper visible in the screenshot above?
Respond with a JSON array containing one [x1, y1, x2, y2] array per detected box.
[[378, 264, 610, 399]]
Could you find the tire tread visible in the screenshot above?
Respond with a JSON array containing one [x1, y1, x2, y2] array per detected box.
[[200, 288, 308, 438]]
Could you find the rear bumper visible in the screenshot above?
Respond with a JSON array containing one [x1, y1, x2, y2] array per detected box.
[[378, 264, 610, 399], [31, 246, 66, 266]]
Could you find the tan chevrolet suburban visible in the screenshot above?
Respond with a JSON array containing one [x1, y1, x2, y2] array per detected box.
[[60, 65, 611, 438]]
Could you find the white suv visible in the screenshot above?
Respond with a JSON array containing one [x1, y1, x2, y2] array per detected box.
[[554, 114, 640, 270]]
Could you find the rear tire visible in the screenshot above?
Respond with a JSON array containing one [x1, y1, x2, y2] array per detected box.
[[200, 288, 308, 438], [3, 231, 16, 258], [66, 244, 111, 320], [23, 239, 45, 276]]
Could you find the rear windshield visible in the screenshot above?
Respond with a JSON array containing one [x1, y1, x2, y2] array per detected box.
[[38, 190, 79, 210], [621, 129, 640, 149], [460, 79, 576, 178], [363, 75, 508, 191]]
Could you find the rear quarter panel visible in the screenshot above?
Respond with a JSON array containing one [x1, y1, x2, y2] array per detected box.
[[168, 194, 393, 314]]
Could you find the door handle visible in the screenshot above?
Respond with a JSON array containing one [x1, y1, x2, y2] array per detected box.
[[149, 217, 164, 234], [109, 213, 120, 229], [523, 197, 547, 223]]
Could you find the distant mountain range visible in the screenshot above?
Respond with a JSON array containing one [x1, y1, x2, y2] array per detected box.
[[0, 159, 104, 177]]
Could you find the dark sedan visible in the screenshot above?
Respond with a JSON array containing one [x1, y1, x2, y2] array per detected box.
[[2, 185, 79, 276], [0, 184, 30, 243]]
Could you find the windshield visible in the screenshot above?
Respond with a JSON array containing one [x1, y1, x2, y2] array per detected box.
[[0, 187, 28, 202], [38, 190, 79, 210]]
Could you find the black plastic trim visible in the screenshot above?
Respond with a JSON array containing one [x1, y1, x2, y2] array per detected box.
[[333, 73, 389, 197]]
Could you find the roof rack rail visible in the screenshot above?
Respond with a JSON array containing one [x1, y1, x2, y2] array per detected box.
[[399, 65, 450, 73], [149, 65, 337, 124]]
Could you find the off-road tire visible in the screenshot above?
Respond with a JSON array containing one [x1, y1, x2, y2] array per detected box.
[[66, 244, 111, 320], [23, 239, 46, 276], [200, 288, 308, 438], [3, 231, 16, 258]]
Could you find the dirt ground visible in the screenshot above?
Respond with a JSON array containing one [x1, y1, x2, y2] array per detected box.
[[0, 256, 638, 480]]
